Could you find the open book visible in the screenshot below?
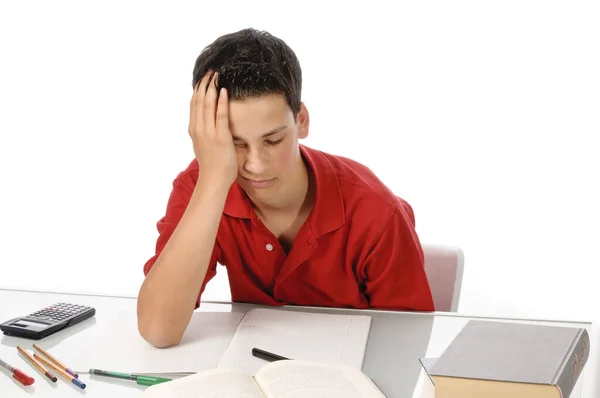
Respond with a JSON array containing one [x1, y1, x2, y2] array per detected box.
[[142, 359, 386, 398], [46, 308, 372, 375]]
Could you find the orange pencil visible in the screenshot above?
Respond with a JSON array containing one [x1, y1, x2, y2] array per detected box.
[[33, 354, 86, 389], [16, 347, 57, 383], [32, 344, 78, 378]]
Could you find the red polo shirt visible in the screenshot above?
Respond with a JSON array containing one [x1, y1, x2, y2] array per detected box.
[[143, 145, 434, 311]]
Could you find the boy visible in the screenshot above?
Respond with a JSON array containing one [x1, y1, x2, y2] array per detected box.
[[137, 28, 434, 348]]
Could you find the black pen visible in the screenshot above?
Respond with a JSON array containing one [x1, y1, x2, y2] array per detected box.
[[252, 348, 290, 362]]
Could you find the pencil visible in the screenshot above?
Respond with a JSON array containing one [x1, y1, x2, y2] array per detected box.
[[16, 347, 57, 383], [33, 354, 86, 389], [33, 344, 78, 378]]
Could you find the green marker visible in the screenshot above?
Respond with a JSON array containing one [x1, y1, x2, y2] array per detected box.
[[89, 369, 172, 386]]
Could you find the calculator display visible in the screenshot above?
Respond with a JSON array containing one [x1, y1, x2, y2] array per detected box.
[[12, 320, 47, 326]]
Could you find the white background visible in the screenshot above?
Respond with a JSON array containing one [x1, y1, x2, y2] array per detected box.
[[0, 1, 598, 322]]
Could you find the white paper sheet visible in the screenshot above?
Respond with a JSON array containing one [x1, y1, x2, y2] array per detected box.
[[47, 310, 245, 374], [217, 308, 372, 375]]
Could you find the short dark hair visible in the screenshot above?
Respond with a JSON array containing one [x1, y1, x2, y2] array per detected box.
[[192, 28, 302, 117]]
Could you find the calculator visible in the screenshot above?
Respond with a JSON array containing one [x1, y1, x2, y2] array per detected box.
[[0, 302, 96, 340]]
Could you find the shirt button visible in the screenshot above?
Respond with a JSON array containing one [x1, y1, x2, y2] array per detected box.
[[265, 243, 274, 251]]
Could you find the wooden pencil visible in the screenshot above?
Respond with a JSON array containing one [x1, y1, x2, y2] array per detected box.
[[33, 354, 86, 389], [33, 344, 78, 378], [17, 346, 57, 383]]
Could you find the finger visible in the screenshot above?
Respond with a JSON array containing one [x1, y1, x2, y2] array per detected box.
[[203, 72, 219, 131], [191, 72, 213, 134], [216, 88, 229, 135], [195, 71, 213, 95], [189, 90, 198, 135]]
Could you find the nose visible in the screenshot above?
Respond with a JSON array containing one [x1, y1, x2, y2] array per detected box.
[[242, 147, 269, 176]]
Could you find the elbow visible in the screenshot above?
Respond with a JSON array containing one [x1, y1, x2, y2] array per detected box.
[[137, 316, 183, 348], [136, 279, 197, 348], [136, 299, 184, 348], [145, 335, 182, 349]]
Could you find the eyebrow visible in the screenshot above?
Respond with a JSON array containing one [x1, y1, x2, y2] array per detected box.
[[232, 125, 288, 141]]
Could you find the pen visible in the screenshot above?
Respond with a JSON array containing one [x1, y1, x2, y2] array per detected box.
[[0, 356, 35, 386], [17, 346, 57, 383], [89, 369, 172, 386], [33, 353, 86, 389], [33, 344, 78, 378], [251, 348, 291, 362]]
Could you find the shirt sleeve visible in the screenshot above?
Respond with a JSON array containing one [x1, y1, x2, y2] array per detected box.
[[142, 172, 222, 308], [359, 201, 435, 311]]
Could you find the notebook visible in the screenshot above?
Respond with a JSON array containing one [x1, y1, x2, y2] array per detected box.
[[141, 359, 386, 398], [46, 308, 372, 375]]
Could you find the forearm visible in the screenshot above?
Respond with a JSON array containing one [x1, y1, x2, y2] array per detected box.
[[137, 180, 229, 347]]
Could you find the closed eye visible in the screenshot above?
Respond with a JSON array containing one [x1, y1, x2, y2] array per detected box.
[[266, 138, 284, 146]]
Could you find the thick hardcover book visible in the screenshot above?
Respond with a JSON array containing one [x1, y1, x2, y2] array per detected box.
[[428, 320, 590, 398]]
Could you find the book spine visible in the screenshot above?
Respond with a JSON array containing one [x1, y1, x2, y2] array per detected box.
[[555, 329, 591, 398]]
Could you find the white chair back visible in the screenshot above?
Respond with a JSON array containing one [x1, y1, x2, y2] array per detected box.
[[422, 244, 464, 312]]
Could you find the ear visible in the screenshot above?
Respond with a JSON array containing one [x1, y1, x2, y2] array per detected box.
[[297, 102, 310, 139]]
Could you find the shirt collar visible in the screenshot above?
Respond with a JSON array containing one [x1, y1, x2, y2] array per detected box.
[[222, 179, 252, 219], [223, 144, 345, 237]]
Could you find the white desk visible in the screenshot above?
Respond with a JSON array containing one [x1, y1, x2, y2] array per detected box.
[[0, 288, 598, 398]]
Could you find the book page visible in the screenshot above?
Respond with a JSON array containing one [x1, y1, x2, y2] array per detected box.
[[47, 310, 245, 373], [142, 368, 264, 398], [217, 308, 372, 375], [255, 360, 386, 398]]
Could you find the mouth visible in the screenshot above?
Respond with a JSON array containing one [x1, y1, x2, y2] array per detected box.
[[242, 176, 276, 188]]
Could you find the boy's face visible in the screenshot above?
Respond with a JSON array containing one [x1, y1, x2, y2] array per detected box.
[[228, 93, 309, 200]]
